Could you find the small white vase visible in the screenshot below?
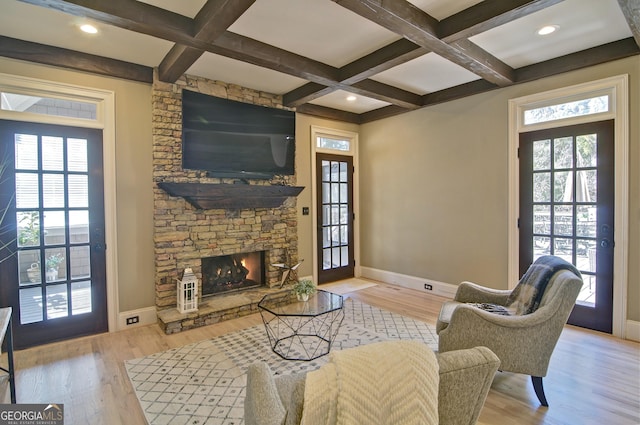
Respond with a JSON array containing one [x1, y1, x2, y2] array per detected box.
[[46, 269, 58, 282], [297, 293, 309, 302]]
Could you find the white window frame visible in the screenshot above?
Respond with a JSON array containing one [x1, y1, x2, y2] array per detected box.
[[310, 126, 360, 283], [508, 75, 629, 338], [0, 72, 119, 333]]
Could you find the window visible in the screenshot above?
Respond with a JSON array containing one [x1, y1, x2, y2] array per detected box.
[[1, 92, 97, 120], [317, 136, 351, 152], [524, 94, 609, 125]]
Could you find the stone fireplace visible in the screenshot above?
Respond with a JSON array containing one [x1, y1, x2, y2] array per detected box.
[[152, 73, 302, 334]]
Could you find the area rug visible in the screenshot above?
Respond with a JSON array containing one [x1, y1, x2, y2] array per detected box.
[[125, 299, 438, 425]]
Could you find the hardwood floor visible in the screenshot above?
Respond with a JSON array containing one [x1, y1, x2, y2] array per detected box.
[[4, 282, 639, 425]]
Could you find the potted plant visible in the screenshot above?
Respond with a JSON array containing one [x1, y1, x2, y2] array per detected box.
[[291, 279, 316, 302], [45, 253, 64, 282], [17, 211, 40, 247]]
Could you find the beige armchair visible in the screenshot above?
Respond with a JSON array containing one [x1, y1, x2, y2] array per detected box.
[[245, 342, 500, 425], [436, 257, 582, 406]]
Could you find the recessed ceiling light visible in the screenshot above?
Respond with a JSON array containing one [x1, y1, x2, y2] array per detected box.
[[346, 95, 357, 102], [80, 24, 98, 34], [537, 25, 558, 36]]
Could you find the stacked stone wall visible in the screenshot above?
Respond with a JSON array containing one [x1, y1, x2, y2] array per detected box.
[[152, 73, 299, 310]]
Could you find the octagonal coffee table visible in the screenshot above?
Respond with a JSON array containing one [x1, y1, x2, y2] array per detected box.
[[258, 290, 344, 361]]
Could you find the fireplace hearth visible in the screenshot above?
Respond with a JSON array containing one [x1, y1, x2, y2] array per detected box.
[[201, 251, 265, 296]]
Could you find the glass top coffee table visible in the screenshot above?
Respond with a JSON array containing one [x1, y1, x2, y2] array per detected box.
[[258, 290, 344, 361]]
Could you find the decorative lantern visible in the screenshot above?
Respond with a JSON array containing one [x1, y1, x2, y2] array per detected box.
[[177, 267, 198, 313]]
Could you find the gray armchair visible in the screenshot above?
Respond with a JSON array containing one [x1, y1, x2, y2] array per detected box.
[[436, 257, 582, 406], [245, 344, 500, 425]]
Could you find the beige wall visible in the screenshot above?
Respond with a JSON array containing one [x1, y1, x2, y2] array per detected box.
[[2, 55, 636, 324], [0, 57, 155, 312], [360, 56, 639, 322]]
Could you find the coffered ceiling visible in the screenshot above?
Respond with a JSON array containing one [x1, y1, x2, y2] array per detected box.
[[0, 0, 638, 123]]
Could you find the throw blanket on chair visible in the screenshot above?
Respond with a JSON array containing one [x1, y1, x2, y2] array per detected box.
[[300, 340, 439, 425], [506, 255, 581, 315]]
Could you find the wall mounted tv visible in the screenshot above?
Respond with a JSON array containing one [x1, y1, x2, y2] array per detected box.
[[182, 90, 296, 179]]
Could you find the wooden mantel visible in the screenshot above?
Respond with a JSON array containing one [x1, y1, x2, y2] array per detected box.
[[157, 182, 304, 209]]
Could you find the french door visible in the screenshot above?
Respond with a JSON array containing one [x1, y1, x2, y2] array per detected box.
[[316, 153, 354, 283], [0, 120, 108, 349], [519, 120, 614, 333]]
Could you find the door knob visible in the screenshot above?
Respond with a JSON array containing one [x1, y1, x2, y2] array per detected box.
[[600, 239, 610, 248]]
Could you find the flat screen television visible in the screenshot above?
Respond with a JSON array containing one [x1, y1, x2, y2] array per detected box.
[[181, 90, 296, 179]]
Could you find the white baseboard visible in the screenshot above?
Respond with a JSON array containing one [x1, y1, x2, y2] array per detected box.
[[625, 320, 640, 342], [360, 266, 457, 299], [117, 306, 157, 331]]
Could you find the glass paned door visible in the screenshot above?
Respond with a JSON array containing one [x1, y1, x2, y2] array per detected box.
[[0, 120, 107, 349], [316, 153, 354, 283], [519, 120, 614, 333]]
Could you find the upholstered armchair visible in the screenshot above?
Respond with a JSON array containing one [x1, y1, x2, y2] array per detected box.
[[436, 256, 583, 406], [245, 342, 500, 425]]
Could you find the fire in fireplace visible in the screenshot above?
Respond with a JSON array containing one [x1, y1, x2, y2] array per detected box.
[[201, 251, 265, 296]]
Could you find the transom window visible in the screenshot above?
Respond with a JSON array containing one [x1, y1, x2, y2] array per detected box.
[[1, 91, 97, 120], [523, 94, 610, 125], [317, 136, 351, 152]]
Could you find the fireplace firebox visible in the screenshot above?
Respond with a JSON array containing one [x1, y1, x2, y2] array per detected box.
[[201, 251, 265, 296]]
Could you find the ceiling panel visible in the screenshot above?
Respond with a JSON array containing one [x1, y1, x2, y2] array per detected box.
[[139, 0, 207, 18], [407, 0, 484, 20], [370, 52, 481, 95], [0, 0, 173, 67], [309, 89, 391, 114], [470, 0, 632, 68], [186, 53, 307, 95], [228, 0, 401, 67]]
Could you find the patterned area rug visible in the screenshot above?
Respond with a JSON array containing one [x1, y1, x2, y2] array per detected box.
[[125, 299, 438, 425]]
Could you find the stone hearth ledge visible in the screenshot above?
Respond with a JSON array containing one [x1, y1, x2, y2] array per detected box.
[[157, 286, 288, 334]]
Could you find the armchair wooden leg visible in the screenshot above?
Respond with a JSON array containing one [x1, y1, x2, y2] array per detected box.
[[531, 376, 549, 407]]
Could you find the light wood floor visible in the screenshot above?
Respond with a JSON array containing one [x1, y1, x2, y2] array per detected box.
[[4, 282, 639, 425]]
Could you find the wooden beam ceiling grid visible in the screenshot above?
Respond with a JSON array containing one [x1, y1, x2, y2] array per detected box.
[[4, 0, 640, 124], [157, 0, 257, 82], [331, 0, 516, 86]]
